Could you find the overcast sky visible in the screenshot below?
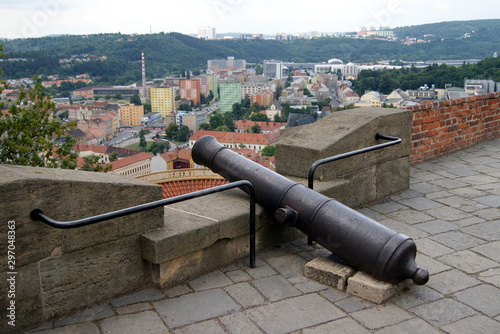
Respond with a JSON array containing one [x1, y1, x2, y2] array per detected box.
[[1, 0, 499, 39]]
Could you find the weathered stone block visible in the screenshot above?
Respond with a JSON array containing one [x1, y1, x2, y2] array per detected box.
[[276, 108, 411, 208], [150, 236, 245, 286], [376, 156, 411, 200], [39, 235, 146, 319], [142, 208, 220, 264], [304, 257, 355, 291], [0, 165, 163, 267], [277, 108, 411, 181], [346, 271, 411, 304]]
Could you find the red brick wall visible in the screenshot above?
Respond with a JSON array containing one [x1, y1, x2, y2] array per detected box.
[[409, 92, 500, 164]]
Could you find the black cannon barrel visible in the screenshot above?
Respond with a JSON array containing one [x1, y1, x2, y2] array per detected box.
[[192, 135, 429, 285]]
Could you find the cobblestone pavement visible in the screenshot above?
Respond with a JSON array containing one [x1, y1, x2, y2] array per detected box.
[[29, 139, 500, 334]]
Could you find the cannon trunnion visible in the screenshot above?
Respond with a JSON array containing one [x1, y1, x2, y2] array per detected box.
[[192, 135, 429, 285]]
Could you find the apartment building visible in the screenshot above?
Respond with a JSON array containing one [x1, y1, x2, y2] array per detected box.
[[180, 79, 201, 105], [241, 82, 274, 98], [183, 111, 210, 132], [150, 87, 176, 117], [197, 27, 216, 40], [207, 57, 246, 71], [203, 74, 218, 95], [250, 89, 275, 107], [193, 76, 210, 97], [263, 60, 285, 80], [120, 104, 144, 126], [219, 82, 242, 113]]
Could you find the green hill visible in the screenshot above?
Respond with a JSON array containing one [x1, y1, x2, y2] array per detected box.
[[1, 19, 499, 83]]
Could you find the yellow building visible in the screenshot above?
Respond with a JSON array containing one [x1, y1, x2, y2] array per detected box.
[[151, 87, 176, 117], [120, 104, 144, 126], [355, 91, 384, 108]]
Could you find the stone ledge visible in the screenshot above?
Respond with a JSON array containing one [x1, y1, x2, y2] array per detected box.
[[141, 189, 306, 287], [305, 256, 411, 304], [142, 189, 267, 265]]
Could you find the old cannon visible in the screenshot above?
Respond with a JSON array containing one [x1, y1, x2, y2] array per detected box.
[[192, 135, 429, 285]]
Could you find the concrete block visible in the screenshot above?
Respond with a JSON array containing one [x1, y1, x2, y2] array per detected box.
[[346, 271, 411, 304], [304, 257, 355, 291]]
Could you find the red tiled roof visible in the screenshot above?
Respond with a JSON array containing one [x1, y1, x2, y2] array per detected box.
[[74, 144, 108, 154], [234, 120, 286, 132], [92, 112, 116, 122], [69, 105, 91, 110], [87, 128, 105, 140], [109, 152, 154, 170], [190, 130, 280, 146], [161, 149, 192, 163], [160, 179, 229, 198], [230, 148, 275, 171]]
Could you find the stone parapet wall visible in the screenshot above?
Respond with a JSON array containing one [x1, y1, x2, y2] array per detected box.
[[0, 107, 422, 332], [276, 107, 412, 207], [409, 92, 500, 164], [0, 165, 164, 333]]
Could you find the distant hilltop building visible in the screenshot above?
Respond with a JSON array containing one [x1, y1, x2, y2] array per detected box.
[[207, 57, 246, 71], [263, 60, 286, 80], [197, 27, 216, 40], [358, 27, 394, 38]]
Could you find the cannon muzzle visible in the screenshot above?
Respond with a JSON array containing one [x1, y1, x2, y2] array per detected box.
[[192, 135, 429, 285]]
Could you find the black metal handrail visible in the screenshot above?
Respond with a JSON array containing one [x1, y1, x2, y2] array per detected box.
[[307, 133, 401, 190], [31, 180, 257, 268]]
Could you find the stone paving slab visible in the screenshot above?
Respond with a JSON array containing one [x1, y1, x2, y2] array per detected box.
[[99, 311, 167, 334], [246, 294, 345, 334], [153, 288, 240, 328], [25, 138, 500, 334]]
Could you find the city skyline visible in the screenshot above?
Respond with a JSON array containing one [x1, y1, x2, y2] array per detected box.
[[1, 0, 499, 40]]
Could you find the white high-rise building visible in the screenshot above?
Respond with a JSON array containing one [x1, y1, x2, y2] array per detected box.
[[263, 60, 285, 80], [197, 27, 216, 40]]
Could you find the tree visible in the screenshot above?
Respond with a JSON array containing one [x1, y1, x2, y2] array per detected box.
[[109, 151, 118, 162], [209, 113, 224, 130], [130, 94, 142, 105], [178, 103, 192, 111], [165, 122, 179, 139], [250, 113, 270, 122], [113, 92, 123, 100], [0, 74, 78, 168], [143, 100, 152, 113], [139, 129, 148, 151], [249, 123, 262, 133], [255, 65, 263, 75], [199, 122, 210, 130], [80, 155, 112, 172], [178, 125, 192, 142], [262, 145, 275, 157], [150, 142, 169, 155], [214, 125, 230, 132]]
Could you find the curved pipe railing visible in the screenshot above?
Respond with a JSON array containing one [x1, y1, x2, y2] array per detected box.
[[308, 133, 401, 190], [31, 180, 257, 268]]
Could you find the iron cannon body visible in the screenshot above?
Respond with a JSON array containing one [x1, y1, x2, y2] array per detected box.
[[192, 135, 429, 285]]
